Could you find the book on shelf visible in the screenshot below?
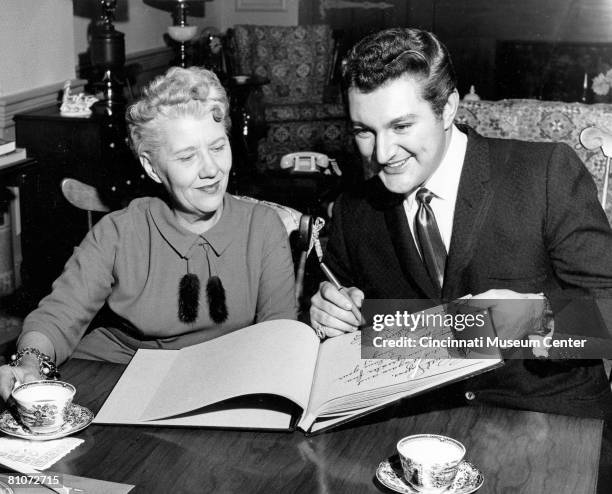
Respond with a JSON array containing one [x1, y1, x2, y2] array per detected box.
[[0, 148, 27, 169], [8, 186, 21, 289], [0, 138, 16, 156], [94, 302, 502, 434]]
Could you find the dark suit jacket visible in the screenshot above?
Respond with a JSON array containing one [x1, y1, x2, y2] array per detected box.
[[325, 126, 612, 420]]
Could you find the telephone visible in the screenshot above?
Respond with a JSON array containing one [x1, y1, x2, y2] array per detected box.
[[280, 152, 342, 175]]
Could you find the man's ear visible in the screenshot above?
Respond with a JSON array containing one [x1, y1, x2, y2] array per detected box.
[[140, 153, 162, 184], [442, 89, 460, 130]]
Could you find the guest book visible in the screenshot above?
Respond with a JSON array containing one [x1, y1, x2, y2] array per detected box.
[[94, 304, 502, 434]]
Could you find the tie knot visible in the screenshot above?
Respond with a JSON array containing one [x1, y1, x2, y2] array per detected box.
[[416, 187, 435, 205]]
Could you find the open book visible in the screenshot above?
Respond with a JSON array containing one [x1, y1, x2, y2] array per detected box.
[[94, 304, 502, 434]]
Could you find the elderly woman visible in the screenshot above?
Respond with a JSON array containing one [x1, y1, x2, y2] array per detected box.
[[0, 67, 296, 399]]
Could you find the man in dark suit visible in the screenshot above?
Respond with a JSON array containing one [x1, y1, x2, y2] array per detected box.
[[310, 27, 612, 420]]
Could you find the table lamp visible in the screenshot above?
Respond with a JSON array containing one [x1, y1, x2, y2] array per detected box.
[[89, 0, 127, 114], [144, 0, 206, 68]]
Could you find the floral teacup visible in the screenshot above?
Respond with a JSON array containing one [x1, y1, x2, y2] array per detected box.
[[12, 380, 75, 434], [397, 434, 466, 493]]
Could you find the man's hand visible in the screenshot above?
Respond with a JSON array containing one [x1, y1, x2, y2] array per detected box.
[[310, 282, 365, 338], [469, 289, 548, 341]]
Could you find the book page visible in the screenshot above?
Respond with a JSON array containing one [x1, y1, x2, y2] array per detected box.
[[94, 350, 292, 429], [299, 306, 500, 431], [94, 349, 179, 424], [94, 350, 293, 429], [139, 319, 320, 422]]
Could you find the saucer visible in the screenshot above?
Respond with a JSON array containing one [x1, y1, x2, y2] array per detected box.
[[0, 479, 12, 494], [376, 455, 484, 494], [0, 404, 94, 441]]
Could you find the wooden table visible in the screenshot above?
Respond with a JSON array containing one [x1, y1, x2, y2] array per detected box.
[[21, 359, 607, 493]]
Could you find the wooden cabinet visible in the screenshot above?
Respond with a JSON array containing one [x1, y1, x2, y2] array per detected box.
[[13, 106, 160, 304]]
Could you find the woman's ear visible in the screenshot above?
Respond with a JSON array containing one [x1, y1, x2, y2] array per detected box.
[[140, 153, 162, 184], [442, 89, 460, 130]]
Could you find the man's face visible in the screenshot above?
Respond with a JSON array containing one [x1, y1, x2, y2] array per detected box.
[[348, 75, 457, 195]]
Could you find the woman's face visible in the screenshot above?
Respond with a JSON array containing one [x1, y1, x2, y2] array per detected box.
[[142, 113, 231, 229]]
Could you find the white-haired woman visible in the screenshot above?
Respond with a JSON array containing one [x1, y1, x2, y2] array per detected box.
[[0, 67, 296, 399]]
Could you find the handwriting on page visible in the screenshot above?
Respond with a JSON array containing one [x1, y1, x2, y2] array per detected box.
[[337, 326, 465, 387]]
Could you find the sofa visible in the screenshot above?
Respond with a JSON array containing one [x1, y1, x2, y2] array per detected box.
[[455, 99, 612, 222]]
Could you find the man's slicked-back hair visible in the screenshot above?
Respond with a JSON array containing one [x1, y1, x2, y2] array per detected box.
[[341, 28, 457, 116]]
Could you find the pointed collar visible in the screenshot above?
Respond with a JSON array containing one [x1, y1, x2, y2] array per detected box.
[[149, 194, 237, 259], [423, 124, 467, 202]]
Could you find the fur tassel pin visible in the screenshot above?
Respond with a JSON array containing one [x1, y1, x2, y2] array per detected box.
[[206, 275, 228, 323], [178, 273, 200, 323]]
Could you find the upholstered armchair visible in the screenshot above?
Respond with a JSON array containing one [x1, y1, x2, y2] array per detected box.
[[231, 24, 350, 171]]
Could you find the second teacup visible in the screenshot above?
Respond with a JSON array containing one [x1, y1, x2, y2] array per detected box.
[[12, 380, 75, 434], [397, 434, 466, 493]]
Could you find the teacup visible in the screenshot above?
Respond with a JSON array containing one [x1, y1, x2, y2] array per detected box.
[[11, 380, 75, 434], [397, 434, 466, 493]]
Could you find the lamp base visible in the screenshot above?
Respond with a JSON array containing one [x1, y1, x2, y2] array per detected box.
[[90, 69, 126, 117], [89, 13, 126, 111]]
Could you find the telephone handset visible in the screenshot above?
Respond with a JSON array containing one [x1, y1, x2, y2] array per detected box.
[[280, 152, 342, 175]]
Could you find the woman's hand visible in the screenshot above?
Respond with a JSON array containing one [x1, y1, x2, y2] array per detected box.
[[0, 358, 42, 402], [469, 289, 548, 341], [310, 281, 365, 338]]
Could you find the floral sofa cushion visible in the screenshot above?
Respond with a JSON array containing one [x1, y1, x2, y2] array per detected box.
[[455, 99, 612, 222]]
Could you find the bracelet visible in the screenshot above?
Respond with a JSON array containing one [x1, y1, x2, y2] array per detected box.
[[9, 347, 59, 380], [530, 297, 555, 359], [538, 297, 555, 336]]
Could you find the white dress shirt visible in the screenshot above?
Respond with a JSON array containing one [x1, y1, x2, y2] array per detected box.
[[403, 124, 467, 256]]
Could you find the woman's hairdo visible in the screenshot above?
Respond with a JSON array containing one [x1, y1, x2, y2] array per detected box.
[[341, 28, 457, 116], [126, 66, 230, 158]]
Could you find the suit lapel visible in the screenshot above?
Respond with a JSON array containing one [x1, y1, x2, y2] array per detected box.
[[443, 128, 494, 298], [366, 177, 440, 300], [384, 204, 441, 301]]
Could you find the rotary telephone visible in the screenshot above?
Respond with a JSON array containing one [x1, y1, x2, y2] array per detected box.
[[280, 152, 342, 176]]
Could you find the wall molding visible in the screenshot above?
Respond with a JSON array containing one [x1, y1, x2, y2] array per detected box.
[[0, 46, 174, 140]]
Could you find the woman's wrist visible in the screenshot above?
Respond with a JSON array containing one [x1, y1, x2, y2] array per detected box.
[[19, 354, 46, 376], [10, 347, 59, 380]]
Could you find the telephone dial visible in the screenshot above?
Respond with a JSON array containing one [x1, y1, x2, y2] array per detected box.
[[280, 152, 342, 176]]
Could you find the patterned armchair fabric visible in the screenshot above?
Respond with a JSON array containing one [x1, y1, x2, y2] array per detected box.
[[455, 99, 612, 222], [232, 24, 350, 171]]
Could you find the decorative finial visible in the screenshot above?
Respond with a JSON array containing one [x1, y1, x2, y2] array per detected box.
[[463, 85, 481, 102]]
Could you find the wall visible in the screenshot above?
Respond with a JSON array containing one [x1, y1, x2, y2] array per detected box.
[[0, 0, 75, 97], [299, 0, 612, 101], [0, 0, 297, 139], [299, 0, 405, 54], [0, 0, 298, 100], [220, 0, 299, 30], [73, 2, 170, 57], [430, 0, 612, 99], [72, 0, 299, 59]]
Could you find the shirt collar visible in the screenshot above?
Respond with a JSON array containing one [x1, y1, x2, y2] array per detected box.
[[149, 194, 236, 259], [423, 124, 467, 201]]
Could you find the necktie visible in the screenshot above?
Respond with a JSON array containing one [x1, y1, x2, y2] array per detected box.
[[415, 188, 447, 295]]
